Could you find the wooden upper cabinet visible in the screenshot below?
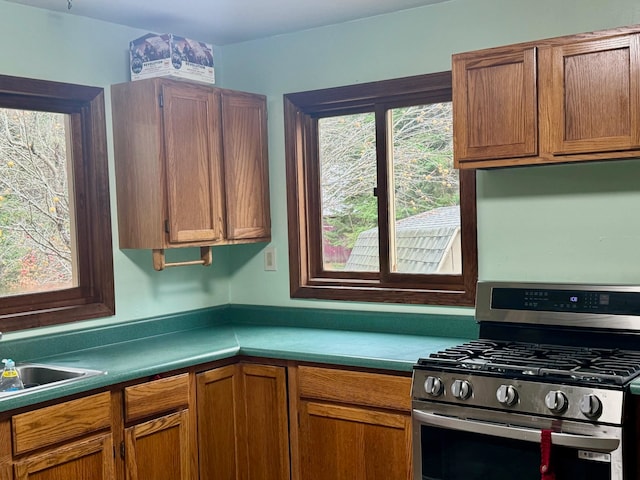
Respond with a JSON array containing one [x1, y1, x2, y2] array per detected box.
[[111, 77, 271, 255], [221, 91, 271, 240], [453, 47, 538, 165], [545, 34, 640, 155], [454, 25, 640, 169], [162, 84, 224, 244]]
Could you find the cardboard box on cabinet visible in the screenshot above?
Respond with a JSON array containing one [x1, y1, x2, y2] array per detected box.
[[129, 33, 215, 84]]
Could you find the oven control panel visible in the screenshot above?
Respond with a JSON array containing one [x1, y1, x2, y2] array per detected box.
[[491, 287, 640, 315], [475, 281, 640, 331], [412, 369, 624, 425]]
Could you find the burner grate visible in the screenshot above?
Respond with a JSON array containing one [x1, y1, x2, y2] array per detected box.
[[418, 340, 640, 386]]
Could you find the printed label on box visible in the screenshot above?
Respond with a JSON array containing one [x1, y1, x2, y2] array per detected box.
[[130, 33, 215, 84]]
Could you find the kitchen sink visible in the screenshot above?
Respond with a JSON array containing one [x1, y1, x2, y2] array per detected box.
[[0, 363, 105, 397]]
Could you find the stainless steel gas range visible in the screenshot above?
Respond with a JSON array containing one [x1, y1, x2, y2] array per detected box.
[[411, 282, 640, 480]]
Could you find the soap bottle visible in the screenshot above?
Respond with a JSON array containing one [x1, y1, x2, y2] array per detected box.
[[0, 359, 24, 392]]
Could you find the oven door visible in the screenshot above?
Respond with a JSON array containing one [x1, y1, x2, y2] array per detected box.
[[412, 402, 623, 480]]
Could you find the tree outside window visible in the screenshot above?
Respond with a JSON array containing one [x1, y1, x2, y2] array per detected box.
[[0, 109, 75, 296]]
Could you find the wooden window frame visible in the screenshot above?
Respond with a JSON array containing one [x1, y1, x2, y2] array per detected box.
[[284, 72, 477, 306], [0, 74, 114, 331]]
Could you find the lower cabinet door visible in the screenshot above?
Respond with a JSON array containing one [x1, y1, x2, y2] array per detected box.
[[196, 363, 290, 480], [299, 401, 412, 480], [14, 433, 114, 480], [239, 364, 290, 480], [124, 409, 191, 480], [196, 364, 239, 479]]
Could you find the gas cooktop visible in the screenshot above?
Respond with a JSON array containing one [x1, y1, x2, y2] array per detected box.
[[417, 339, 640, 387]]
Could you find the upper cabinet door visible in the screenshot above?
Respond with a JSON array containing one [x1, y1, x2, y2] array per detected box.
[[453, 47, 537, 165], [549, 34, 640, 155], [162, 83, 224, 244], [221, 91, 271, 240]]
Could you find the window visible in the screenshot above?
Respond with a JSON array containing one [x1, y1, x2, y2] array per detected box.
[[0, 74, 114, 331], [284, 72, 477, 306]]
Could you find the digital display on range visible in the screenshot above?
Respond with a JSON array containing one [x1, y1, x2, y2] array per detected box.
[[491, 288, 640, 315]]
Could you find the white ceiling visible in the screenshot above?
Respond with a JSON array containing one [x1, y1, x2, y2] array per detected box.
[[6, 0, 452, 45]]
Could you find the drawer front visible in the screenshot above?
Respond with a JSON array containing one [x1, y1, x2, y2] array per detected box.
[[297, 366, 411, 412], [12, 391, 111, 454], [124, 373, 189, 422]]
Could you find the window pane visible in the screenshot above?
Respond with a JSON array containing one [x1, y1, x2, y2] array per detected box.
[[318, 113, 378, 272], [0, 108, 76, 296], [389, 103, 461, 274]]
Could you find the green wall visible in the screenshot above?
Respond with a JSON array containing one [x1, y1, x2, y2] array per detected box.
[[2, 0, 640, 336], [220, 0, 640, 315], [0, 1, 233, 335]]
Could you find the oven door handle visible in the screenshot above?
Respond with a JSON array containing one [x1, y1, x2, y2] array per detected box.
[[413, 410, 620, 453]]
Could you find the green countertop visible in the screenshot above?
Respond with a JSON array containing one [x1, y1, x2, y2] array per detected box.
[[0, 315, 470, 412], [4, 303, 638, 412]]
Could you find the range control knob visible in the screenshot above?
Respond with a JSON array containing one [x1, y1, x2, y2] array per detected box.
[[424, 376, 444, 397], [451, 379, 472, 400], [496, 384, 518, 406], [545, 390, 568, 414], [579, 394, 603, 419]]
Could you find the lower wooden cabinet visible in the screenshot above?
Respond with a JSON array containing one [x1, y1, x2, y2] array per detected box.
[[9, 392, 114, 480], [124, 410, 191, 480], [293, 365, 413, 480], [240, 364, 290, 480], [14, 434, 114, 480], [298, 402, 411, 480], [122, 373, 194, 480], [196, 362, 290, 480], [196, 364, 238, 479], [0, 360, 413, 480]]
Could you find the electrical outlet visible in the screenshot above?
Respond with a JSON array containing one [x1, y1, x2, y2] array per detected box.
[[264, 247, 277, 271]]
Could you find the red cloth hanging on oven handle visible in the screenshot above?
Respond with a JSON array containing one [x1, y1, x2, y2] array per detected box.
[[541, 429, 556, 480]]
